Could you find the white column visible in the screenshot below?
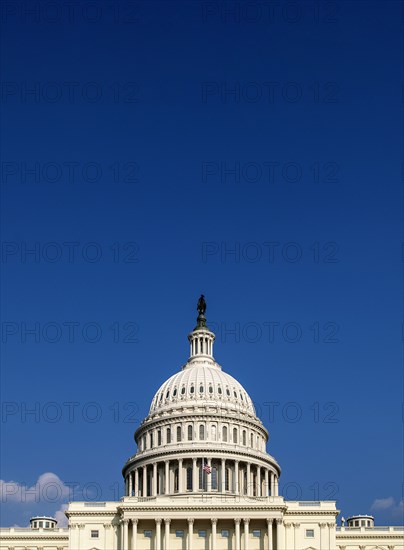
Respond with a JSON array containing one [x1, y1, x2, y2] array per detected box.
[[270, 472, 275, 496], [284, 523, 291, 550], [266, 518, 273, 550], [142, 465, 147, 496], [211, 518, 217, 550], [207, 458, 212, 491], [153, 462, 158, 496], [103, 524, 112, 550], [274, 475, 279, 496], [128, 472, 133, 496], [178, 458, 183, 493], [121, 519, 129, 550], [164, 518, 171, 550], [165, 460, 169, 494], [257, 466, 261, 496], [235, 460, 239, 494], [134, 469, 139, 496], [328, 522, 335, 549], [276, 519, 284, 550], [244, 518, 250, 550], [131, 519, 138, 550], [246, 463, 251, 496], [293, 523, 300, 550], [78, 524, 85, 548], [221, 458, 226, 493], [69, 524, 78, 549], [188, 518, 194, 550], [192, 458, 197, 492], [264, 469, 269, 497], [319, 523, 327, 550], [234, 518, 241, 550], [156, 519, 161, 550]]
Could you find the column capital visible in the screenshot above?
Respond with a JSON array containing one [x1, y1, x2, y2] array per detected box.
[[327, 522, 335, 528], [276, 518, 283, 525], [78, 524, 85, 529], [155, 518, 162, 525], [103, 524, 112, 529], [164, 518, 171, 524], [211, 518, 218, 525], [284, 522, 292, 529], [267, 518, 274, 525], [234, 518, 241, 525], [188, 518, 195, 524], [319, 522, 327, 528], [293, 522, 300, 528], [131, 519, 139, 525], [243, 518, 250, 525], [121, 519, 130, 526]]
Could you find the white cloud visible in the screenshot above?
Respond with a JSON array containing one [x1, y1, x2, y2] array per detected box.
[[371, 496, 395, 510], [54, 503, 68, 527], [0, 472, 71, 504], [371, 497, 404, 519]]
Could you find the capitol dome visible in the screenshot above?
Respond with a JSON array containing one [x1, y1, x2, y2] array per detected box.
[[122, 296, 281, 500], [149, 356, 256, 417]]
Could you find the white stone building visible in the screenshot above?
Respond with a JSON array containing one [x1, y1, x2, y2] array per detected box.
[[1, 300, 403, 550]]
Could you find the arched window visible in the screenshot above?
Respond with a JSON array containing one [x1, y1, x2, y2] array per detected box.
[[211, 467, 218, 490], [150, 433, 153, 448], [233, 428, 238, 444], [222, 426, 228, 442], [166, 428, 171, 444], [177, 425, 182, 442], [181, 386, 186, 395], [190, 385, 194, 394], [211, 424, 217, 441], [188, 425, 193, 441], [143, 435, 146, 450], [243, 471, 247, 495], [199, 462, 207, 490], [157, 430, 162, 446], [174, 468, 179, 492], [218, 386, 222, 394], [199, 385, 204, 394], [225, 468, 230, 491], [250, 433, 254, 448], [199, 424, 205, 440], [242, 430, 246, 446], [186, 467, 193, 491]]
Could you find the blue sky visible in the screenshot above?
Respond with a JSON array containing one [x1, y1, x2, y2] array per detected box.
[[0, 0, 403, 528]]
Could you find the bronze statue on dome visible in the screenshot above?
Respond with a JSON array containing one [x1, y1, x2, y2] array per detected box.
[[197, 294, 206, 315]]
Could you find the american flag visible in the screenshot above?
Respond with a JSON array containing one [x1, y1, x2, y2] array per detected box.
[[203, 463, 211, 474]]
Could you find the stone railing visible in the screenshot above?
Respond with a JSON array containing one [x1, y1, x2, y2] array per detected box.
[[337, 526, 404, 532]]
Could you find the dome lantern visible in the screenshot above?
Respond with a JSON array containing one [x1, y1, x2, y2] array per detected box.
[[188, 294, 215, 360]]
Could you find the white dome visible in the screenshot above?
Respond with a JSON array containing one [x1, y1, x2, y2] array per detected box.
[[149, 359, 256, 416]]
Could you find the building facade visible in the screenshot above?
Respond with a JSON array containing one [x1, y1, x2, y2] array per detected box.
[[1, 301, 403, 550]]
